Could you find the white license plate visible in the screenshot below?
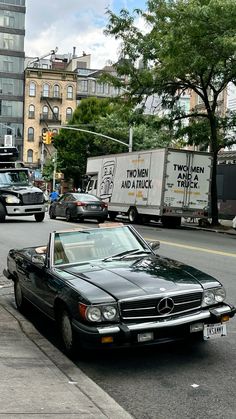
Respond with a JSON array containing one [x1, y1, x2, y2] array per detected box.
[[90, 205, 98, 209], [137, 332, 154, 343], [203, 323, 227, 340]]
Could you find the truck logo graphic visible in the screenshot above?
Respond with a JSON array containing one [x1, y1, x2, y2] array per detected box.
[[100, 160, 115, 198]]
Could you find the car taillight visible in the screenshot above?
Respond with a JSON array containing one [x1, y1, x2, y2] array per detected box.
[[76, 201, 86, 206], [101, 202, 108, 208]]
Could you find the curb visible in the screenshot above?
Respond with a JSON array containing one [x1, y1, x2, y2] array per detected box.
[[1, 300, 133, 419]]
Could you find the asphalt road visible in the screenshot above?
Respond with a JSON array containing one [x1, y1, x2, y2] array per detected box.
[[1, 215, 236, 419]]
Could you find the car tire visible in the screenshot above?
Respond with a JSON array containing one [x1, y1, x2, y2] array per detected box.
[[59, 309, 77, 357], [49, 207, 56, 219], [66, 209, 73, 222], [14, 279, 26, 313], [35, 213, 45, 222], [97, 218, 105, 223], [128, 207, 139, 223], [0, 202, 6, 222]]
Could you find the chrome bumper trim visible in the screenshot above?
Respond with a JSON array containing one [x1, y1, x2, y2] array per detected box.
[[97, 305, 233, 335]]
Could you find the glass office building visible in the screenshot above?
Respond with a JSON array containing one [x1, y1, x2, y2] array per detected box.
[[0, 0, 25, 157]]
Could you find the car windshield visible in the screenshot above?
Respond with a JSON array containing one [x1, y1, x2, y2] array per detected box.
[[52, 226, 149, 266], [0, 170, 29, 187]]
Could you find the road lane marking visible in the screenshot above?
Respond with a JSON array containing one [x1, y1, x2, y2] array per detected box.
[[145, 238, 236, 258]]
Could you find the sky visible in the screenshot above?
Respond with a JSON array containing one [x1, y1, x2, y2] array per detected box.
[[25, 0, 147, 69]]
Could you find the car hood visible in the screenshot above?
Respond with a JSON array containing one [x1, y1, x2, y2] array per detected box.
[[57, 255, 220, 302], [0, 185, 42, 193]]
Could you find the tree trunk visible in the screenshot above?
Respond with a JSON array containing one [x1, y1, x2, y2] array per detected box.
[[209, 115, 219, 226], [210, 150, 219, 226]]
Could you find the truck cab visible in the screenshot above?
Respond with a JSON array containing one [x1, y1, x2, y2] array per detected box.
[[0, 147, 48, 222]]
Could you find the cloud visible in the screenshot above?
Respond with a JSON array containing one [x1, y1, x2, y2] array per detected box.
[[25, 0, 146, 68]]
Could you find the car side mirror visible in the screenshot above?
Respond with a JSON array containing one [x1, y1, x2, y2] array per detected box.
[[148, 241, 160, 254], [32, 254, 46, 265]]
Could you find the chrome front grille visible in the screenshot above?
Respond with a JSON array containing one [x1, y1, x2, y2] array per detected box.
[[22, 192, 44, 205], [119, 292, 203, 320]]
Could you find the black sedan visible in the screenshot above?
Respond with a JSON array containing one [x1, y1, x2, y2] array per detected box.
[[49, 192, 108, 223], [4, 224, 235, 357]]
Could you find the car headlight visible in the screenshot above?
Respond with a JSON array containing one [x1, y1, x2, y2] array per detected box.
[[86, 306, 102, 322], [44, 193, 49, 202], [5, 195, 20, 204], [79, 303, 119, 323], [102, 305, 117, 320], [202, 287, 226, 306]]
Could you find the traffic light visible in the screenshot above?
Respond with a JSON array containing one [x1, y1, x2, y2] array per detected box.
[[42, 131, 54, 144], [47, 131, 53, 144], [42, 131, 48, 144]]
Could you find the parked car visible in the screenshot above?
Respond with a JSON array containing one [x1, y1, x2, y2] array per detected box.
[[49, 192, 108, 223], [4, 224, 235, 357]]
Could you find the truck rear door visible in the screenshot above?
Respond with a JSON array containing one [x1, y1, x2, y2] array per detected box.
[[163, 150, 212, 212]]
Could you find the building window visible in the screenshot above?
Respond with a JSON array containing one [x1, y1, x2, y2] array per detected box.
[[66, 107, 72, 121], [28, 127, 34, 142], [29, 81, 36, 97], [53, 84, 60, 98], [42, 105, 48, 119], [104, 83, 109, 95], [91, 80, 96, 93], [79, 80, 88, 92], [43, 83, 49, 97], [97, 83, 104, 94], [28, 104, 35, 119], [27, 149, 33, 163], [53, 106, 59, 120], [67, 85, 73, 99]]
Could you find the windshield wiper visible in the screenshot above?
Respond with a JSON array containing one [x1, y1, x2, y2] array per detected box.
[[103, 248, 151, 262]]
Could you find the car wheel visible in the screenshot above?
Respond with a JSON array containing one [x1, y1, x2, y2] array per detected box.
[[0, 202, 6, 222], [14, 279, 26, 313], [66, 209, 73, 222], [49, 207, 56, 219], [59, 309, 77, 357], [35, 213, 45, 222]]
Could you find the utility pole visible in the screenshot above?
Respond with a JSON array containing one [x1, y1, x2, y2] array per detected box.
[[52, 150, 57, 190]]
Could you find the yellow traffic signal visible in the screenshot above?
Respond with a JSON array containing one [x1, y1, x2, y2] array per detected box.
[[47, 131, 53, 144], [42, 131, 48, 144]]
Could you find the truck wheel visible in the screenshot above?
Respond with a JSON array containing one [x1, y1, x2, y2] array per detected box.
[[128, 207, 139, 223], [0, 203, 6, 222], [35, 213, 45, 222], [161, 216, 181, 228], [109, 211, 117, 221]]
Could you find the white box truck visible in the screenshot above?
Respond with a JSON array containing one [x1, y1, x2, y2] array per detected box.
[[86, 148, 212, 227]]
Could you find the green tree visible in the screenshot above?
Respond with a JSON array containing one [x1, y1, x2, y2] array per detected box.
[[53, 97, 124, 186], [105, 0, 236, 225]]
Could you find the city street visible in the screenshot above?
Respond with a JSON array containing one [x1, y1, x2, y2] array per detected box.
[[1, 215, 236, 419]]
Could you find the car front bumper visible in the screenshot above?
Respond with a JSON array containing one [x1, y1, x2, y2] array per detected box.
[[6, 203, 48, 216], [72, 303, 236, 349]]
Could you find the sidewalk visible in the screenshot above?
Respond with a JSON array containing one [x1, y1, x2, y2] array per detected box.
[[182, 219, 236, 236], [0, 298, 132, 419]]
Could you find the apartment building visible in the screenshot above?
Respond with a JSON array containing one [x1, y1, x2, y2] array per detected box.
[[24, 60, 77, 168], [23, 50, 121, 169], [0, 0, 25, 157]]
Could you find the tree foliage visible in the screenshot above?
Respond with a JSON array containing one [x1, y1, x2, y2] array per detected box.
[[105, 0, 236, 225], [53, 97, 175, 187]]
